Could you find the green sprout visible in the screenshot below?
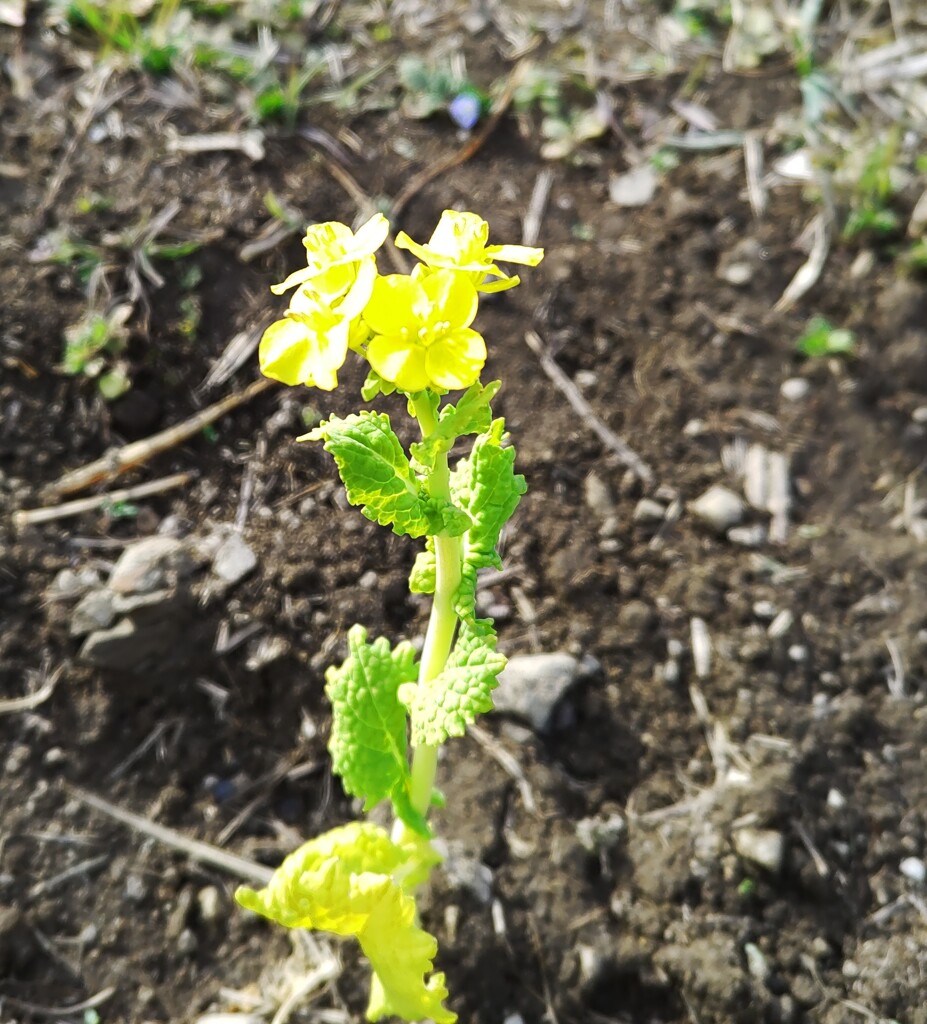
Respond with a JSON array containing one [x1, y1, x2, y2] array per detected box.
[[67, 0, 182, 75], [61, 303, 133, 400], [842, 130, 902, 240], [796, 316, 856, 358], [234, 211, 544, 1022]]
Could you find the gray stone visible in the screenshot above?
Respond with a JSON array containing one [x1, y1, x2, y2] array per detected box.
[[111, 588, 183, 622], [690, 485, 745, 532], [212, 533, 257, 584], [584, 472, 615, 516], [70, 589, 116, 637], [79, 618, 177, 671], [780, 377, 811, 401], [108, 537, 192, 595], [442, 844, 494, 905], [733, 827, 785, 873], [48, 567, 101, 601], [197, 885, 221, 923], [633, 498, 666, 522], [728, 524, 767, 547], [494, 652, 600, 733]]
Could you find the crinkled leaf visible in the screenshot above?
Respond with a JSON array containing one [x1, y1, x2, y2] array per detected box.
[[409, 540, 436, 594], [301, 412, 434, 537], [398, 619, 506, 746], [236, 823, 453, 1024], [410, 380, 501, 473], [453, 419, 527, 620], [325, 626, 423, 832]]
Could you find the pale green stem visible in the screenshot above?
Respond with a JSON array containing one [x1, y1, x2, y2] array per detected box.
[[408, 394, 463, 820]]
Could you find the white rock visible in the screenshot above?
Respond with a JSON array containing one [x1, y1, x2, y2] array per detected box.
[[584, 472, 615, 516], [608, 164, 657, 207], [690, 485, 745, 532], [109, 537, 190, 595], [212, 533, 257, 584], [197, 885, 221, 922], [900, 856, 926, 883], [826, 788, 846, 810], [70, 589, 116, 637], [728, 524, 767, 547], [780, 377, 811, 401], [633, 498, 666, 522], [494, 652, 600, 733], [733, 827, 785, 873]]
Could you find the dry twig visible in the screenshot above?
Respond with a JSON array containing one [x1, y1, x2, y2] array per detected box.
[[66, 785, 273, 885], [14, 472, 193, 531], [40, 378, 273, 500], [523, 331, 654, 484]]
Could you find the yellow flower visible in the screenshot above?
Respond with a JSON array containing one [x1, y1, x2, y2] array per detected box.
[[363, 268, 485, 393], [260, 258, 375, 391], [395, 210, 543, 293], [271, 213, 389, 302]]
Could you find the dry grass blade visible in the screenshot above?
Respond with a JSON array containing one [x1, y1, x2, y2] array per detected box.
[[523, 330, 654, 484], [0, 988, 116, 1019], [469, 723, 536, 813], [67, 784, 273, 885], [0, 666, 63, 715], [743, 131, 767, 218], [773, 212, 829, 313], [40, 378, 273, 500], [14, 472, 193, 531], [522, 169, 554, 247], [200, 329, 264, 391], [167, 129, 265, 162]]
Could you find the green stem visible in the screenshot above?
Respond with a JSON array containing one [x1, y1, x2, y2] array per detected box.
[[408, 394, 463, 820]]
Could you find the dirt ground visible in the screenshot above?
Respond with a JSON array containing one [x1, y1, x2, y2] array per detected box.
[[2, 4, 927, 1024]]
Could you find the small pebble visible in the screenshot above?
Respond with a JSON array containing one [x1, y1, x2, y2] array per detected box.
[[574, 369, 598, 389], [212, 534, 257, 584], [912, 406, 927, 424], [780, 377, 811, 402], [900, 856, 926, 883], [753, 600, 777, 620], [827, 788, 847, 810], [728, 524, 767, 546], [633, 498, 666, 522], [788, 644, 808, 662], [176, 928, 198, 956], [197, 886, 221, 923], [584, 472, 615, 516], [768, 609, 794, 638], [690, 485, 745, 532], [124, 875, 148, 903], [733, 827, 785, 873], [359, 570, 379, 590]]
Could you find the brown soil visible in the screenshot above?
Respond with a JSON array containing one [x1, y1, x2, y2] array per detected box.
[[2, 7, 927, 1024]]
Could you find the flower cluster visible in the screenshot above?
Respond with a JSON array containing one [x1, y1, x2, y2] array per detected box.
[[259, 210, 543, 394]]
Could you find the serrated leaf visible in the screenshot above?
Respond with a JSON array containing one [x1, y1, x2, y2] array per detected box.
[[409, 542, 436, 594], [301, 412, 434, 537], [410, 380, 501, 473], [450, 419, 527, 621], [398, 619, 506, 746], [325, 625, 423, 831], [236, 823, 454, 1024]]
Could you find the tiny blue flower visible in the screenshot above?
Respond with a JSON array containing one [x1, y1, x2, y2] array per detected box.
[[448, 92, 481, 131]]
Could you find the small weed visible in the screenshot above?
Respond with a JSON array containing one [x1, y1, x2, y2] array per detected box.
[[796, 316, 856, 358], [62, 303, 133, 399], [67, 0, 182, 75], [841, 130, 902, 240], [398, 56, 479, 121]]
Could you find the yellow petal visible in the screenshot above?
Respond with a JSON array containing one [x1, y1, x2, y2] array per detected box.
[[367, 333, 430, 393], [302, 220, 353, 256], [428, 210, 488, 260], [421, 269, 478, 330], [477, 273, 521, 293], [338, 256, 377, 320], [349, 213, 390, 257], [486, 243, 545, 266], [270, 265, 316, 295], [363, 275, 424, 335], [425, 328, 486, 390], [259, 315, 348, 391]]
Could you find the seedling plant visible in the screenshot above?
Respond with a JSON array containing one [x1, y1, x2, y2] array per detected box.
[[235, 211, 543, 1022]]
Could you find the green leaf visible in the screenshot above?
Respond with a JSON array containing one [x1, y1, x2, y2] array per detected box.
[[410, 380, 501, 473], [398, 618, 506, 746], [325, 626, 424, 832], [302, 412, 435, 537], [409, 542, 436, 595], [236, 822, 453, 1024], [451, 419, 527, 620], [796, 317, 856, 358]]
